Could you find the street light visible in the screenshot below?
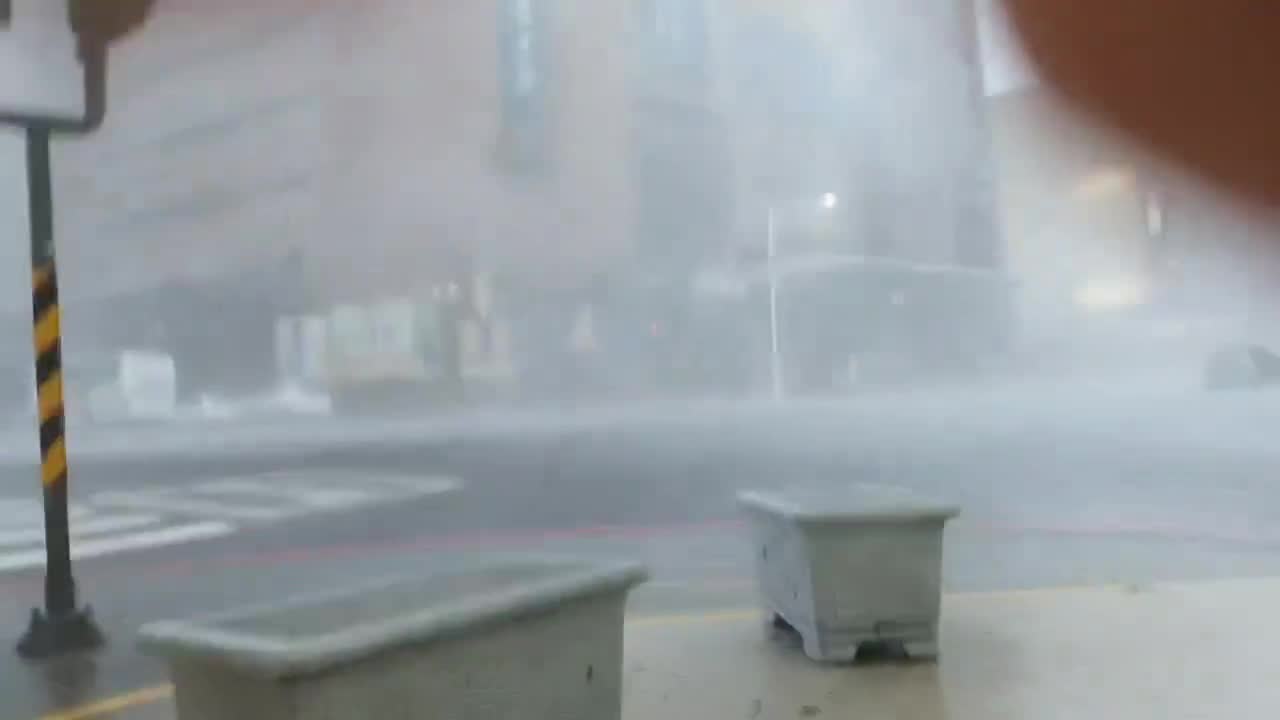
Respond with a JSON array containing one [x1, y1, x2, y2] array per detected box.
[[766, 192, 839, 401], [1, 0, 155, 660]]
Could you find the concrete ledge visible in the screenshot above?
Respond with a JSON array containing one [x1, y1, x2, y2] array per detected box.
[[139, 558, 647, 720], [90, 577, 1280, 718]]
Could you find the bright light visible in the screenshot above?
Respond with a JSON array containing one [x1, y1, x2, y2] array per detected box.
[[1074, 277, 1145, 311], [820, 192, 839, 210], [1074, 168, 1135, 200]]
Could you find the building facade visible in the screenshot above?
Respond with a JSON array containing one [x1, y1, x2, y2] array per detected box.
[[2, 0, 1005, 401], [42, 0, 640, 397]]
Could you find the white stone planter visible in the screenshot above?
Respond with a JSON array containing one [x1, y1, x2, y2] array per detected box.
[[739, 486, 958, 662], [139, 558, 647, 720]]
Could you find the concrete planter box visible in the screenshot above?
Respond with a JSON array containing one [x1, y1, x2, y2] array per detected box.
[[739, 486, 958, 662], [139, 558, 647, 720]]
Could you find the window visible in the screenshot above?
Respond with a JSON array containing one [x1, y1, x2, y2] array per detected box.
[[635, 0, 707, 74], [498, 0, 553, 173], [510, 0, 538, 98], [749, 23, 832, 120]]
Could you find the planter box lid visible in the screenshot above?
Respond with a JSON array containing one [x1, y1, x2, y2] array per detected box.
[[138, 556, 647, 679], [738, 485, 959, 523]]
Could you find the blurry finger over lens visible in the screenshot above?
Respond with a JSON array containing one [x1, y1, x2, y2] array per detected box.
[[1003, 0, 1280, 207]]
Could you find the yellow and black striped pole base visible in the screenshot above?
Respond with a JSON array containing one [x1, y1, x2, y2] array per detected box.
[[33, 264, 68, 490], [16, 128, 103, 660]]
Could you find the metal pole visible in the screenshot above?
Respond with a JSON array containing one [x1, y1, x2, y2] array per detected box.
[[16, 127, 103, 660], [767, 206, 783, 400]]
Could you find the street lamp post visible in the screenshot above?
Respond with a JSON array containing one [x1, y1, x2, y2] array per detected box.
[[766, 206, 782, 400]]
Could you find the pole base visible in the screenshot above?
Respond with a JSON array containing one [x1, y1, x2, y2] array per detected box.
[[16, 606, 105, 660]]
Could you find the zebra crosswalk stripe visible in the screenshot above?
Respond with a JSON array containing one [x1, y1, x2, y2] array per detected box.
[[0, 520, 234, 573], [0, 500, 91, 531], [89, 491, 295, 521], [227, 470, 462, 497], [189, 479, 378, 510], [0, 513, 160, 548], [0, 471, 464, 574]]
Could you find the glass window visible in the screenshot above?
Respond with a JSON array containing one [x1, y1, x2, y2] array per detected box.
[[636, 0, 706, 73], [498, 0, 553, 173]]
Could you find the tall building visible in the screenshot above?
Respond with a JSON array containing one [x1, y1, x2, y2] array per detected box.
[[626, 0, 734, 268], [39, 0, 638, 396], [0, 0, 1007, 399]]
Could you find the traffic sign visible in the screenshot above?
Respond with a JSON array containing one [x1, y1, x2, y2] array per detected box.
[[0, 0, 84, 124], [0, 0, 155, 131]]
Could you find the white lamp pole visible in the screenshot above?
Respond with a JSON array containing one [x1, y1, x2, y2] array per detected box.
[[767, 205, 783, 401], [765, 192, 837, 401]]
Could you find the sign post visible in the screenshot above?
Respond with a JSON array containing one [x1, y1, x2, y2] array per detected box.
[[16, 123, 96, 658], [0, 0, 154, 660]]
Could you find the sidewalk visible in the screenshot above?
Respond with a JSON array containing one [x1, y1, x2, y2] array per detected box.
[[627, 579, 1278, 719], [70, 576, 1280, 719]]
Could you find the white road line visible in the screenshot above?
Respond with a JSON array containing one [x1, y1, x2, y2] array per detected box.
[[191, 480, 377, 510], [0, 471, 466, 575], [0, 500, 91, 531], [0, 521, 235, 573], [0, 513, 160, 548], [255, 470, 463, 495], [89, 491, 291, 521], [278, 472, 462, 497], [355, 474, 463, 495], [192, 472, 462, 507]]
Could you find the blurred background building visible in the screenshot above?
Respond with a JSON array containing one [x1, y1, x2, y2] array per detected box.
[[0, 0, 1073, 413]]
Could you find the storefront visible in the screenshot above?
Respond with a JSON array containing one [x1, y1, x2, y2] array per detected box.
[[61, 253, 307, 402]]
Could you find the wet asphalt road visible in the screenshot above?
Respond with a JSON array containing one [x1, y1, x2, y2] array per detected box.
[[4, 375, 1280, 718]]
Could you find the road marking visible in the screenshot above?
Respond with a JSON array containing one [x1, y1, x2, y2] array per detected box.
[[0, 473, 464, 577], [89, 472, 463, 524], [90, 491, 293, 521], [39, 684, 174, 720], [0, 521, 234, 573], [191, 479, 378, 510], [0, 513, 160, 548], [343, 473, 463, 495], [0, 501, 90, 530], [230, 470, 464, 502]]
